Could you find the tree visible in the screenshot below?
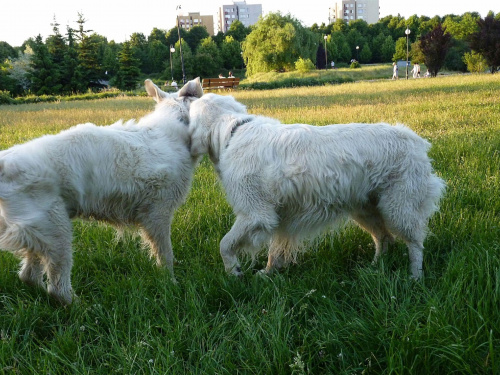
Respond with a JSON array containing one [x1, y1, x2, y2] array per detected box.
[[74, 13, 102, 89], [193, 37, 222, 78], [60, 26, 82, 94], [316, 42, 326, 69], [170, 39, 193, 81], [468, 14, 500, 73], [420, 23, 452, 76], [393, 37, 407, 61], [148, 40, 169, 73], [7, 45, 33, 93], [242, 12, 316, 76], [0, 41, 17, 61], [221, 36, 243, 70], [184, 26, 210, 52], [29, 35, 58, 95], [114, 41, 141, 90], [226, 20, 251, 42], [46, 16, 67, 93], [410, 40, 425, 64], [330, 31, 351, 62], [380, 35, 395, 62], [359, 42, 372, 63], [129, 32, 149, 72]]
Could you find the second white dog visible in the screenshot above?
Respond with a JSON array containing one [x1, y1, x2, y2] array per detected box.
[[0, 78, 203, 304], [189, 93, 445, 279]]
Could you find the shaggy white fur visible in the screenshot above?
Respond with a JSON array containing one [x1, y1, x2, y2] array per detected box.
[[189, 93, 446, 279], [0, 78, 203, 304]]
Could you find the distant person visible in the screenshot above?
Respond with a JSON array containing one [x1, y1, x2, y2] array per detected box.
[[392, 62, 399, 80], [171, 80, 178, 89], [228, 71, 235, 78], [424, 69, 430, 78], [218, 73, 225, 78], [411, 63, 418, 78], [331, 61, 335, 69], [411, 63, 421, 78]]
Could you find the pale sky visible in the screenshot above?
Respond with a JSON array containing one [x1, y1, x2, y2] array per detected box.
[[0, 0, 497, 47]]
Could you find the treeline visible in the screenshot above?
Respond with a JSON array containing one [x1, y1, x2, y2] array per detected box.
[[0, 11, 499, 97]]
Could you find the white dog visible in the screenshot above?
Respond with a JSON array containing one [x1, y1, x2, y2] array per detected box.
[[0, 78, 203, 304], [189, 93, 446, 279]]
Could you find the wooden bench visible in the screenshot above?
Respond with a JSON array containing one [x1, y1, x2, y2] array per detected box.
[[202, 77, 240, 91]]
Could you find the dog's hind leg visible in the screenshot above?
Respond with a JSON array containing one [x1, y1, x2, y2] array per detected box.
[[139, 209, 175, 279], [351, 206, 394, 265], [18, 250, 45, 288], [263, 233, 297, 274], [38, 203, 74, 305]]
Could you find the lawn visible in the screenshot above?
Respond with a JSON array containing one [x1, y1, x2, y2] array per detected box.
[[0, 73, 499, 374]]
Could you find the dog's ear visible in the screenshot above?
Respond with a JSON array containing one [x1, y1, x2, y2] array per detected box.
[[145, 79, 170, 103], [178, 77, 203, 99]]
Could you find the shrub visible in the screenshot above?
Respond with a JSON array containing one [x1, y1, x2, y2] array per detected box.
[[463, 51, 488, 73], [0, 90, 13, 104], [294, 58, 315, 72], [350, 61, 361, 69]]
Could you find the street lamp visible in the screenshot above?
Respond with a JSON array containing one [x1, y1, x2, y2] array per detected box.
[[169, 45, 175, 82], [176, 5, 186, 84], [356, 45, 359, 61], [405, 28, 411, 80], [324, 35, 328, 69]]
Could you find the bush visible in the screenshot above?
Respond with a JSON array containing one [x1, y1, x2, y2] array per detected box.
[[0, 90, 14, 104], [294, 58, 316, 72], [463, 51, 488, 73], [350, 61, 361, 69]]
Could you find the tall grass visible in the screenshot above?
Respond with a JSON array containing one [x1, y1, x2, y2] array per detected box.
[[0, 74, 499, 374]]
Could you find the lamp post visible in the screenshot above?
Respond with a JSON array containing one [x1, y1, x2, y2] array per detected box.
[[356, 45, 359, 61], [169, 45, 175, 82], [176, 5, 186, 84], [324, 35, 328, 69], [405, 28, 411, 80]]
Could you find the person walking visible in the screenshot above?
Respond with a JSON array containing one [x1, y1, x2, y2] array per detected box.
[[392, 62, 399, 80]]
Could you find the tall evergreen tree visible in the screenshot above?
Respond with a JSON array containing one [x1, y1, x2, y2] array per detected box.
[[29, 35, 58, 95], [61, 26, 82, 93], [114, 41, 141, 90], [46, 16, 67, 93], [75, 13, 101, 89]]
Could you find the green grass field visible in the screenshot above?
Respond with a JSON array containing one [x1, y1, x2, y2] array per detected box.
[[0, 74, 499, 374]]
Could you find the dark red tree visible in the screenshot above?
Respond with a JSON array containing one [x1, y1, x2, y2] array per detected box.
[[419, 23, 452, 77], [468, 14, 500, 73]]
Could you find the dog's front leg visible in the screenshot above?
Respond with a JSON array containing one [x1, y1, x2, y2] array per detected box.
[[220, 217, 251, 277]]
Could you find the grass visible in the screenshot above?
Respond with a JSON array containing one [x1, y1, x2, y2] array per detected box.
[[0, 73, 499, 374]]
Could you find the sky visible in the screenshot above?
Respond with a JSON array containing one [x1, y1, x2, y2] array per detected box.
[[0, 0, 498, 47]]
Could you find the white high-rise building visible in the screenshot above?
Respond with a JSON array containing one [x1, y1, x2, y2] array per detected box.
[[218, 1, 262, 33], [330, 0, 380, 24]]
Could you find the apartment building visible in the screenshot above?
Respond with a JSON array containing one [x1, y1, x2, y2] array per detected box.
[[217, 1, 262, 33], [330, 0, 380, 24], [177, 12, 215, 35]]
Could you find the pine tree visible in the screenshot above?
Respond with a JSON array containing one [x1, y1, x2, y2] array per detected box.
[[46, 16, 67, 93], [75, 13, 101, 90], [61, 26, 82, 94], [114, 41, 140, 90], [29, 35, 57, 95]]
